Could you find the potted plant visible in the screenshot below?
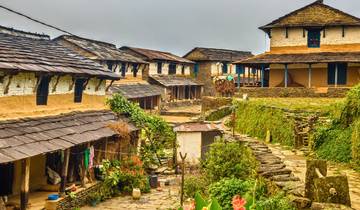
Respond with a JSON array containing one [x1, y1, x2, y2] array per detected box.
[[88, 192, 101, 207]]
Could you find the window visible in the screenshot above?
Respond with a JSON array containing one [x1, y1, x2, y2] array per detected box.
[[236, 65, 244, 74], [328, 63, 347, 85], [181, 65, 185, 75], [132, 64, 138, 77], [157, 62, 162, 74], [74, 79, 86, 103], [107, 61, 114, 71], [36, 76, 50, 105], [120, 63, 126, 77], [169, 63, 177, 75], [194, 63, 199, 77], [308, 29, 321, 48], [222, 63, 228, 74]]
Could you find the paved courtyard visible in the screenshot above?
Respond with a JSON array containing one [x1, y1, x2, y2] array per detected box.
[[81, 176, 181, 210]]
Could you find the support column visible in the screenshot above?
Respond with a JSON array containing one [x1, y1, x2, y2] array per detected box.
[[177, 86, 180, 101], [60, 149, 70, 197], [334, 63, 338, 88], [237, 65, 241, 88], [284, 64, 288, 88], [247, 68, 251, 85], [261, 65, 265, 88], [308, 64, 312, 88], [20, 158, 30, 210]]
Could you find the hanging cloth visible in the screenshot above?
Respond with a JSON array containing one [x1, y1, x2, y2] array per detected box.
[[84, 148, 90, 170], [89, 146, 95, 169]]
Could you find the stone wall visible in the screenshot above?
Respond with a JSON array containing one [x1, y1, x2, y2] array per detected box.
[[56, 182, 102, 210], [235, 87, 350, 98], [202, 96, 232, 113]]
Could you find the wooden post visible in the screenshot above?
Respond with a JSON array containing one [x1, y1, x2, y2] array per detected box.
[[237, 65, 241, 88], [334, 63, 338, 88], [308, 64, 312, 88], [247, 68, 251, 86], [179, 152, 187, 207], [104, 137, 108, 160], [284, 64, 288, 88], [20, 158, 30, 210], [60, 149, 70, 197], [177, 86, 180, 101], [261, 65, 265, 87]]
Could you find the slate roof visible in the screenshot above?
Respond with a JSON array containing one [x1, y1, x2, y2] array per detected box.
[[120, 46, 194, 64], [260, 0, 360, 32], [109, 83, 162, 99], [149, 75, 202, 87], [55, 35, 147, 64], [184, 47, 253, 62], [234, 52, 360, 66], [0, 110, 137, 164], [0, 33, 119, 79]]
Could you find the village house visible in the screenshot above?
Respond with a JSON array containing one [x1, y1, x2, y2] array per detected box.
[[120, 46, 203, 103], [235, 0, 360, 89], [184, 47, 254, 96], [54, 35, 163, 110], [0, 27, 139, 210]]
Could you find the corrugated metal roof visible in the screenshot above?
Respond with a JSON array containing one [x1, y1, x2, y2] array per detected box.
[[0, 110, 138, 164], [0, 33, 119, 79]]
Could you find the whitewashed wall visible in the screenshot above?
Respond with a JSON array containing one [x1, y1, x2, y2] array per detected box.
[[177, 132, 202, 164], [149, 62, 191, 76]]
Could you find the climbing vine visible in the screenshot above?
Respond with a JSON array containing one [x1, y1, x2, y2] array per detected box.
[[107, 94, 175, 169]]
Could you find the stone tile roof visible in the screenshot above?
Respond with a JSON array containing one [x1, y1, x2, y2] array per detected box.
[[0, 33, 119, 79], [55, 35, 147, 64], [149, 75, 202, 87], [234, 52, 360, 66], [184, 47, 253, 62], [174, 122, 223, 132], [260, 0, 360, 32], [0, 110, 137, 164], [120, 46, 195, 64], [109, 83, 162, 99]]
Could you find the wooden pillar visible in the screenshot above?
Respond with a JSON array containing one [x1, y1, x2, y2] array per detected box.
[[261, 65, 265, 88], [60, 149, 70, 197], [284, 64, 288, 88], [308, 64, 312, 88], [247, 68, 251, 85], [20, 158, 30, 210], [104, 137, 108, 160], [150, 96, 154, 110], [237, 65, 242, 88], [177, 86, 180, 101], [334, 63, 338, 88]]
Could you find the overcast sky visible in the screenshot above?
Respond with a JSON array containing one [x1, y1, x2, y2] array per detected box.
[[0, 0, 359, 56]]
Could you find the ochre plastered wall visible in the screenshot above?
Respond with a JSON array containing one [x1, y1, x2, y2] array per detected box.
[[12, 155, 47, 195], [269, 63, 360, 87], [0, 72, 108, 120], [270, 26, 360, 52]]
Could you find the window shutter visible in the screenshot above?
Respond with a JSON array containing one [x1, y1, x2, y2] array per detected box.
[[36, 76, 50, 105]]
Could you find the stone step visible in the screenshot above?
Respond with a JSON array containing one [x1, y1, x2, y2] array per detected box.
[[261, 168, 292, 178], [270, 174, 301, 182], [258, 164, 286, 173]]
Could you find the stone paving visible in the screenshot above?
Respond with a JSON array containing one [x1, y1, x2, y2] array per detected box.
[[81, 176, 181, 210], [269, 144, 360, 210]]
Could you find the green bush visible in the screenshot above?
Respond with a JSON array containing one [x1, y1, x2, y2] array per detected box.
[[205, 106, 232, 121], [256, 192, 295, 210], [201, 139, 257, 182], [234, 101, 295, 146], [341, 84, 360, 126], [352, 119, 360, 168], [208, 178, 254, 210], [183, 175, 209, 199]]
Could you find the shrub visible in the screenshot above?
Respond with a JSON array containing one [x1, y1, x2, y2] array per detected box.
[[352, 119, 360, 168], [208, 178, 254, 210], [183, 175, 209, 199], [234, 101, 295, 146], [201, 139, 257, 182], [340, 84, 360, 126], [256, 192, 295, 210], [205, 106, 232, 121]]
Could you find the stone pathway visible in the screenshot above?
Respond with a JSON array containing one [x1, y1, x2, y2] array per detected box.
[[81, 176, 181, 210], [269, 144, 360, 210]]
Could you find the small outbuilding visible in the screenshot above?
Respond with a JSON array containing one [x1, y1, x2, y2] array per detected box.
[[174, 122, 223, 164]]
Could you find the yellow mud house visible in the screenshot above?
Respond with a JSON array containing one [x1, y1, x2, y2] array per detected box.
[[235, 0, 360, 89]]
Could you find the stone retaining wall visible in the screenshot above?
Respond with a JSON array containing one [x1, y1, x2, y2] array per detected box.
[[57, 183, 102, 210], [201, 96, 232, 113], [235, 87, 350, 98]]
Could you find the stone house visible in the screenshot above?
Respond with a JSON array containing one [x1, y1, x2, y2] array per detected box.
[[184, 47, 254, 96], [174, 122, 223, 164], [0, 27, 139, 210], [120, 46, 203, 103], [235, 0, 360, 89]]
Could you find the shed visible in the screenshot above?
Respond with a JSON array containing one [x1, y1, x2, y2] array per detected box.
[[174, 122, 223, 164]]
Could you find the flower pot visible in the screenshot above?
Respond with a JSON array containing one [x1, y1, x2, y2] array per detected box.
[[132, 188, 141, 200]]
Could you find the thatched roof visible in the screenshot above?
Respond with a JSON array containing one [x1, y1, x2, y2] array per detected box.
[[260, 0, 360, 33], [0, 32, 119, 79], [54, 35, 147, 64], [120, 46, 194, 64], [234, 52, 360, 66], [0, 110, 138, 164], [184, 47, 253, 62], [109, 83, 162, 99]]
